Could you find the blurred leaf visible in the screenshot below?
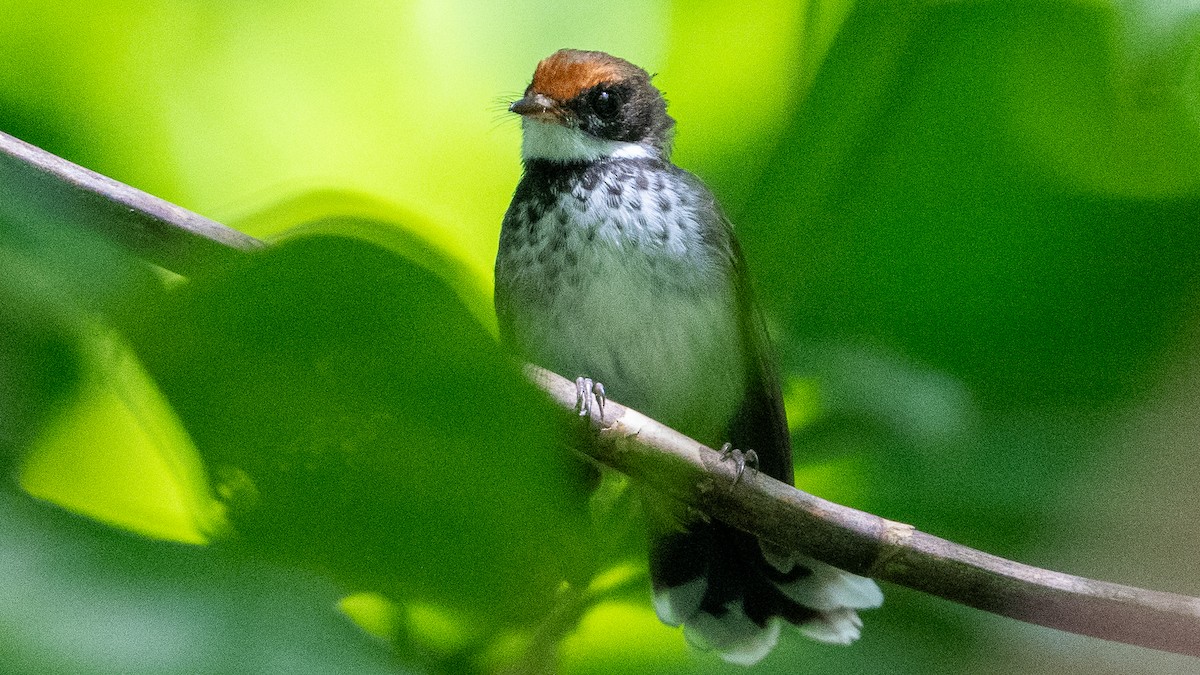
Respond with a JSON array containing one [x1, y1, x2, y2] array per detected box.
[[0, 490, 398, 675], [19, 329, 222, 544], [0, 290, 81, 470], [0, 203, 154, 473], [234, 189, 496, 335], [663, 0, 857, 212], [127, 231, 592, 639], [999, 1, 1200, 197], [742, 0, 1200, 405], [559, 601, 691, 674], [786, 341, 976, 447], [339, 592, 402, 642]]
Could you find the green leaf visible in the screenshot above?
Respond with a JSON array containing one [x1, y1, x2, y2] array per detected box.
[[0, 212, 154, 473], [741, 0, 1200, 404], [128, 231, 592, 636], [0, 490, 398, 675]]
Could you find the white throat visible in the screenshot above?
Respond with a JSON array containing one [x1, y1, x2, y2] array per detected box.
[[521, 118, 655, 163]]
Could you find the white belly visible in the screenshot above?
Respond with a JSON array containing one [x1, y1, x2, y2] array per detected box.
[[497, 159, 749, 445], [512, 237, 746, 447]]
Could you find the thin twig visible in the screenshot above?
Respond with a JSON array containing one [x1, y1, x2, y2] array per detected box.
[[4, 129, 1198, 658], [0, 130, 262, 274]]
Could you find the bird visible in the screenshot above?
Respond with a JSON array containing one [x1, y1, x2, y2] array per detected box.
[[494, 48, 882, 665]]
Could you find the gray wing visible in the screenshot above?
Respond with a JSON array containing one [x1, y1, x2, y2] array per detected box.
[[725, 231, 794, 485], [676, 167, 794, 485], [493, 201, 524, 352]]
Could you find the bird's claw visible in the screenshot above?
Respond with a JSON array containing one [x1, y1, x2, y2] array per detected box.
[[575, 376, 606, 424], [719, 442, 758, 486]]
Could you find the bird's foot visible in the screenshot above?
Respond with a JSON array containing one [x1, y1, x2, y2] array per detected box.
[[719, 442, 758, 486], [575, 376, 607, 424]]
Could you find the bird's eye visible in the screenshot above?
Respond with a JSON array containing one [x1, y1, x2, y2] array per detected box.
[[589, 87, 621, 120]]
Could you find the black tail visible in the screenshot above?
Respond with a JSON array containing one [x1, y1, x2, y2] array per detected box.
[[649, 518, 882, 666]]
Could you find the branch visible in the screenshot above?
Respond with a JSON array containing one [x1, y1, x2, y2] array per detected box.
[[0, 131, 262, 273], [4, 128, 1198, 658], [526, 366, 1200, 657]]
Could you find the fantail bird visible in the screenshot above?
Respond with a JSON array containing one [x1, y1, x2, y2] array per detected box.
[[494, 48, 882, 665]]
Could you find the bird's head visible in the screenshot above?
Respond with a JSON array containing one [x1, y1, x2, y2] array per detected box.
[[510, 49, 675, 163]]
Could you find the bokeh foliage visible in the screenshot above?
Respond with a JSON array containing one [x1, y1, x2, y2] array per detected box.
[[2, 0, 1200, 673]]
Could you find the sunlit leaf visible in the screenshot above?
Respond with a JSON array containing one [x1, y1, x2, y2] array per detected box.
[[20, 330, 221, 544]]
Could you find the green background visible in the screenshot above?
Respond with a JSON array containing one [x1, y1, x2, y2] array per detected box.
[[3, 0, 1200, 673]]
